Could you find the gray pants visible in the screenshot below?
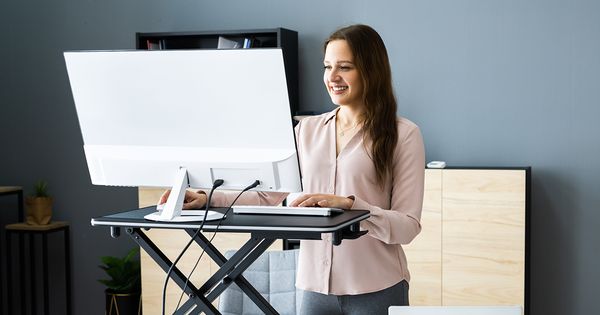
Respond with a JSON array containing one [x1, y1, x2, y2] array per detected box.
[[299, 280, 409, 315]]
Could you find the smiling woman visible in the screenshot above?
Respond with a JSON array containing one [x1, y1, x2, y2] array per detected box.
[[321, 25, 399, 187], [286, 24, 426, 315]]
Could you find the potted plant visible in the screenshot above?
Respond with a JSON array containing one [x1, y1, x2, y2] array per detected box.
[[99, 247, 142, 315], [25, 180, 53, 225]]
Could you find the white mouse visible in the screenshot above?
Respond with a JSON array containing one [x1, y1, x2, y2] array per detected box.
[[427, 161, 446, 169]]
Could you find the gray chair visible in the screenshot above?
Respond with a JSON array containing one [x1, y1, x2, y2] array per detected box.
[[218, 249, 303, 315]]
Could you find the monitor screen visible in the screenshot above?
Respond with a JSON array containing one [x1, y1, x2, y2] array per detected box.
[[64, 49, 302, 221]]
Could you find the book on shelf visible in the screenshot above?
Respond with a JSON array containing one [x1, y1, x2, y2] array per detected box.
[[241, 37, 262, 49], [217, 36, 241, 49], [146, 40, 160, 50]]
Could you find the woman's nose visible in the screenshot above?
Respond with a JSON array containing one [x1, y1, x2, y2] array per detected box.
[[327, 68, 340, 81]]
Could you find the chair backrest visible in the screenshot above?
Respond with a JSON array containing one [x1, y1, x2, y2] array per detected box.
[[389, 306, 522, 315], [218, 249, 301, 315]]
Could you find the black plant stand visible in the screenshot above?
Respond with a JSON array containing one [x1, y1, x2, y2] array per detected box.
[[5, 221, 71, 315]]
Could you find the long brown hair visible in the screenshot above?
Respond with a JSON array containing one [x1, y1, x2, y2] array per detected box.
[[325, 24, 398, 188]]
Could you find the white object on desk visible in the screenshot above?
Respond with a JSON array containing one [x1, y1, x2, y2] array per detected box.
[[145, 209, 224, 222], [147, 171, 225, 222], [232, 205, 343, 216], [427, 161, 446, 168], [389, 306, 522, 315]]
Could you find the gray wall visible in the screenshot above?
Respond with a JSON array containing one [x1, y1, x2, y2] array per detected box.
[[1, 0, 598, 314]]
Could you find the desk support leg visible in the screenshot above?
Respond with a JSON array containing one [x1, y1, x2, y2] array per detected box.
[[207, 238, 276, 297], [126, 228, 219, 315], [213, 239, 278, 315], [176, 297, 202, 315], [196, 236, 265, 293], [184, 230, 278, 315]]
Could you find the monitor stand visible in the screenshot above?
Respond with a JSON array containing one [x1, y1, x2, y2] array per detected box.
[[144, 167, 225, 222]]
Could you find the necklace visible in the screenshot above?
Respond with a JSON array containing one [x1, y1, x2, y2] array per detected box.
[[338, 123, 358, 137]]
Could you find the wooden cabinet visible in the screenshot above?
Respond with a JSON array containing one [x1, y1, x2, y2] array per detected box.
[[404, 168, 529, 312]]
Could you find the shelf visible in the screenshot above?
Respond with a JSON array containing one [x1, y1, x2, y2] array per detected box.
[[136, 28, 299, 115]]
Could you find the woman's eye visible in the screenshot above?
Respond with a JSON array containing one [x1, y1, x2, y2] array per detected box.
[[323, 65, 352, 71]]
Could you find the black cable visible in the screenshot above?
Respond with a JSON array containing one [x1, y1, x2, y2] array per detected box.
[[174, 180, 261, 311], [161, 179, 224, 315]]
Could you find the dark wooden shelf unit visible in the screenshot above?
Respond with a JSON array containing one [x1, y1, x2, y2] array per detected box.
[[136, 28, 299, 116]]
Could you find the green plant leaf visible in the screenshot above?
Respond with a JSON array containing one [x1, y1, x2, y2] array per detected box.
[[98, 247, 141, 293], [100, 256, 121, 267], [34, 180, 49, 198]]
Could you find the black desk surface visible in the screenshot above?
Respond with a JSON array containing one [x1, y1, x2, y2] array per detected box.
[[91, 206, 370, 233]]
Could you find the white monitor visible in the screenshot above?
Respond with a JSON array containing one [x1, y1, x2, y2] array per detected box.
[[64, 49, 302, 222]]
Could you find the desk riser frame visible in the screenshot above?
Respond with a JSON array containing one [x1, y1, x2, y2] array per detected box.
[[127, 227, 280, 315]]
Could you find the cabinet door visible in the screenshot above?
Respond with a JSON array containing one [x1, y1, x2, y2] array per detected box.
[[404, 169, 443, 305], [442, 170, 526, 306]]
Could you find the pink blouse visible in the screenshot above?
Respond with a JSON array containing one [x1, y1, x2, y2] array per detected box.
[[208, 108, 425, 295]]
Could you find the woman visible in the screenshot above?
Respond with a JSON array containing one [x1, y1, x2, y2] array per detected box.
[[160, 24, 425, 314]]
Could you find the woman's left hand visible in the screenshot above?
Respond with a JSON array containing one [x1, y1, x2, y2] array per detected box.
[[289, 193, 354, 209]]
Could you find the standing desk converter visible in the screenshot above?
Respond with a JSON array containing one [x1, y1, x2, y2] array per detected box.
[[91, 206, 370, 315]]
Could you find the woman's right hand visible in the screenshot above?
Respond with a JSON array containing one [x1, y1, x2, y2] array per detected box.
[[157, 190, 208, 210]]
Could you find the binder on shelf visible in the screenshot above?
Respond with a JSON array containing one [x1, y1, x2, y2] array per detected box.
[[217, 36, 241, 49]]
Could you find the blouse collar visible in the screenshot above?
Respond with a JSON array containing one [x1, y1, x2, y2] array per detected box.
[[323, 107, 341, 125]]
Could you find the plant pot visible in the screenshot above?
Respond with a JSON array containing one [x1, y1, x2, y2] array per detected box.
[[25, 196, 53, 225], [105, 290, 142, 315]]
